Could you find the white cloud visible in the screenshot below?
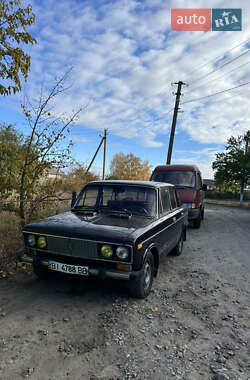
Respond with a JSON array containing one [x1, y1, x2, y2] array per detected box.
[[70, 136, 92, 144], [1, 0, 249, 178]]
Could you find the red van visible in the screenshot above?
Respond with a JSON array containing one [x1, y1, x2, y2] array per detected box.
[[150, 165, 207, 228]]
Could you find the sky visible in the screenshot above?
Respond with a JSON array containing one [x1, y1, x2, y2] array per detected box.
[[1, 0, 250, 179]]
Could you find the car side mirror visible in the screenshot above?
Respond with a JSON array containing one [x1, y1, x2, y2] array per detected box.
[[202, 184, 207, 191], [71, 191, 77, 208]]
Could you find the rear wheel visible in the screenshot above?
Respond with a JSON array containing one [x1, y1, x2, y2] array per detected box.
[[172, 232, 184, 256], [130, 252, 154, 299]]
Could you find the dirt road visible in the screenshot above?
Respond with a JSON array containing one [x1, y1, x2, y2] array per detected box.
[[0, 204, 249, 380]]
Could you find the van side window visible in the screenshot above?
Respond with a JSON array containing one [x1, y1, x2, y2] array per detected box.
[[159, 188, 171, 215], [169, 188, 177, 209]]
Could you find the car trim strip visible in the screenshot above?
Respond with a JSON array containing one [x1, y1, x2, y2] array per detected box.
[[139, 211, 186, 246]]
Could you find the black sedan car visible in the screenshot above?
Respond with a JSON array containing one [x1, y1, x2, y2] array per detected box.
[[20, 180, 188, 298]]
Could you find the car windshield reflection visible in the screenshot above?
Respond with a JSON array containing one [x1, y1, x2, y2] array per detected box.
[[74, 184, 157, 217]]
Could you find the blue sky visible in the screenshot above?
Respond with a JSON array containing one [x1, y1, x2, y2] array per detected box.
[[1, 0, 250, 178]]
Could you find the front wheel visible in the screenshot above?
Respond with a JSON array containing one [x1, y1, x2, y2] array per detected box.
[[129, 252, 154, 299], [33, 260, 51, 280], [201, 207, 205, 220], [193, 212, 201, 229]]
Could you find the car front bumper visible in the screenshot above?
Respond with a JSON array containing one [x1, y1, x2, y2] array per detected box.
[[18, 253, 140, 281]]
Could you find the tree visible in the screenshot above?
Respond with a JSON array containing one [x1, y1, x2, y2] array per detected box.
[[212, 131, 250, 204], [0, 0, 36, 95], [108, 152, 152, 181], [62, 164, 99, 194], [0, 70, 84, 225], [17, 70, 85, 225], [0, 124, 22, 197]]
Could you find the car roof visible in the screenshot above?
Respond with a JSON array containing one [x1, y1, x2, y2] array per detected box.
[[85, 180, 174, 189], [153, 164, 200, 172]]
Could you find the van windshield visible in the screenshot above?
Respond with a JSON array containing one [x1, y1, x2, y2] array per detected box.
[[151, 171, 196, 188]]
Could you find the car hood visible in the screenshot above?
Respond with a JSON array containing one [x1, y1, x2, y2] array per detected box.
[[23, 211, 153, 244], [176, 188, 196, 203]]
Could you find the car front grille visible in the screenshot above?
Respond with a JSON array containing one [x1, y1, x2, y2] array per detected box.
[[46, 236, 99, 259]]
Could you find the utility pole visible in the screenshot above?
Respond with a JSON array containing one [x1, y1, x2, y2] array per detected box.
[[85, 134, 104, 175], [166, 81, 186, 164], [102, 129, 107, 180]]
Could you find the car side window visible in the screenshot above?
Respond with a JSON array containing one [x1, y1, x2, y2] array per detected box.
[[169, 188, 177, 209], [159, 188, 171, 216], [175, 189, 181, 207]]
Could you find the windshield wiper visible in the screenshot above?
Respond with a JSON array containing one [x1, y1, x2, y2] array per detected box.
[[71, 207, 98, 214], [100, 205, 132, 217]]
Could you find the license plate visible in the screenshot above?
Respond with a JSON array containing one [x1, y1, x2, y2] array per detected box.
[[48, 260, 89, 276]]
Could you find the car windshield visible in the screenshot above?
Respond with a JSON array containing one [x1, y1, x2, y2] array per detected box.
[[152, 170, 196, 188], [74, 184, 157, 216]]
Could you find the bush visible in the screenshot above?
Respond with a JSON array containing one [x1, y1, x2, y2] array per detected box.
[[0, 211, 23, 266], [0, 198, 71, 266], [205, 190, 250, 201]]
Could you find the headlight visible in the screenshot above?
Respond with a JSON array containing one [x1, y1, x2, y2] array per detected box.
[[101, 245, 113, 258], [37, 236, 47, 249], [116, 246, 129, 260], [27, 235, 36, 247]]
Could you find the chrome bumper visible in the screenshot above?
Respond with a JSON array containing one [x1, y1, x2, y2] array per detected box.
[[18, 253, 131, 280]]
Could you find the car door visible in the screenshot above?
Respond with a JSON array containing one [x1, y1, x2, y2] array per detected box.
[[167, 187, 184, 249], [157, 186, 177, 254]]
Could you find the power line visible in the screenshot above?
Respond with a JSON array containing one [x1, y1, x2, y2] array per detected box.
[[183, 90, 250, 109], [182, 81, 250, 104], [189, 49, 250, 88], [190, 60, 250, 93], [186, 38, 250, 82]]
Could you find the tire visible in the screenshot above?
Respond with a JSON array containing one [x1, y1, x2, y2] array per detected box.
[[129, 252, 154, 299], [172, 232, 184, 256], [193, 212, 201, 229], [201, 207, 204, 220], [33, 261, 51, 280]]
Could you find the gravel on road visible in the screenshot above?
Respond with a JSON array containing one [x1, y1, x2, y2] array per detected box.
[[0, 204, 249, 380]]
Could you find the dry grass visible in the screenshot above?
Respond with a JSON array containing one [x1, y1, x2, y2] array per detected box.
[[0, 211, 23, 266], [0, 199, 71, 266]]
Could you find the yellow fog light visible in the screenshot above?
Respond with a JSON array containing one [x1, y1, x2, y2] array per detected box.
[[101, 245, 113, 258], [37, 236, 47, 249]]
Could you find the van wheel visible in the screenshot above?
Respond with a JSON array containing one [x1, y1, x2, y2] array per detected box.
[[129, 252, 154, 299], [193, 212, 201, 229], [201, 208, 204, 220], [172, 232, 184, 256]]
